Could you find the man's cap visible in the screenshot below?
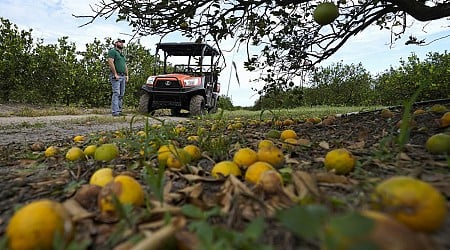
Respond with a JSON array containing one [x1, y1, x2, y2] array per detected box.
[[115, 38, 125, 43]]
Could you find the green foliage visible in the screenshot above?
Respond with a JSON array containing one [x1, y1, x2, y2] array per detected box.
[[0, 18, 156, 108], [182, 205, 271, 250], [218, 95, 234, 110]]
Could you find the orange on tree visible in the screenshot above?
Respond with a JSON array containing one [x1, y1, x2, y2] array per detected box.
[[371, 176, 447, 232], [6, 199, 74, 250], [245, 161, 275, 184], [324, 148, 356, 174], [211, 161, 241, 178], [233, 147, 258, 169], [313, 2, 339, 25]]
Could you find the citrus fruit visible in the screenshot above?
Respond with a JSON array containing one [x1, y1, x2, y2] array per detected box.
[[258, 139, 274, 149], [425, 133, 450, 155], [6, 199, 73, 250], [280, 129, 297, 140], [324, 210, 429, 250], [183, 145, 202, 161], [380, 109, 394, 118], [245, 161, 275, 184], [73, 135, 85, 143], [439, 111, 450, 127], [211, 161, 241, 178], [65, 146, 85, 161], [89, 168, 114, 187], [233, 147, 258, 169], [157, 144, 177, 165], [83, 144, 97, 157], [371, 176, 447, 232], [430, 104, 447, 113], [44, 146, 59, 157], [166, 148, 191, 169], [98, 175, 145, 214], [324, 148, 356, 174], [257, 170, 283, 193], [265, 129, 281, 139], [413, 109, 426, 116], [257, 146, 285, 168], [282, 138, 299, 150], [313, 2, 339, 25], [94, 143, 119, 162]]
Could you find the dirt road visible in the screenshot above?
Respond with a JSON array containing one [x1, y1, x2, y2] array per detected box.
[[0, 114, 188, 147]]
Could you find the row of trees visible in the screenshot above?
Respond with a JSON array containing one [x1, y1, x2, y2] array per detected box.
[[0, 18, 156, 108], [1, 18, 448, 110], [254, 52, 449, 109]]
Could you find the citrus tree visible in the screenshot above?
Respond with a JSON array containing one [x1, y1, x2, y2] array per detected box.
[[78, 0, 450, 90]]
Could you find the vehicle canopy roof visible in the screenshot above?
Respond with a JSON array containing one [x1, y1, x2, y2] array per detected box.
[[156, 42, 220, 57]]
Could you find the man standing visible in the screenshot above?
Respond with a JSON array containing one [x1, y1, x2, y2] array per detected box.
[[107, 38, 128, 116]]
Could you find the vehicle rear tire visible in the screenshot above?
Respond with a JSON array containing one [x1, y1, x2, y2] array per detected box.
[[138, 92, 151, 114], [189, 95, 205, 116]]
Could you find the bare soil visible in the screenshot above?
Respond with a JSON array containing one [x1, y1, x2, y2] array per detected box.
[[0, 102, 449, 250]]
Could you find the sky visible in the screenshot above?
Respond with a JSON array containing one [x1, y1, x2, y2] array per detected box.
[[0, 0, 449, 107]]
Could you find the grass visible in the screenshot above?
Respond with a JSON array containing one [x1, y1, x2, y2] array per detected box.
[[214, 105, 385, 121]]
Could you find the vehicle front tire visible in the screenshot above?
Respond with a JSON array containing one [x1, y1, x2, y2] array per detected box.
[[138, 92, 151, 114], [189, 95, 205, 116]]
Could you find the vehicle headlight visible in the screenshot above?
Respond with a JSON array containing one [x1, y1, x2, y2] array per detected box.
[[146, 76, 155, 86], [184, 78, 201, 87]]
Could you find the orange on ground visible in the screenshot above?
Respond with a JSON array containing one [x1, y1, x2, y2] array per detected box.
[[211, 161, 241, 178], [371, 176, 447, 232], [280, 129, 297, 140], [245, 161, 275, 184], [324, 148, 356, 174], [233, 147, 258, 169], [6, 199, 73, 250], [257, 146, 285, 168]]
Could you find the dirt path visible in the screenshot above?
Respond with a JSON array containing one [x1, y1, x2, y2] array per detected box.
[[0, 114, 188, 147]]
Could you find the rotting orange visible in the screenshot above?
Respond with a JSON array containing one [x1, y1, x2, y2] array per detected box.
[[211, 161, 241, 178], [371, 176, 447, 232], [245, 161, 275, 185], [233, 147, 258, 169], [89, 168, 114, 187], [6, 199, 74, 250], [258, 139, 275, 149], [183, 145, 202, 161], [44, 146, 59, 157], [257, 146, 285, 168], [98, 175, 145, 215], [323, 148, 356, 174], [439, 111, 450, 127], [280, 129, 298, 141], [425, 133, 450, 155]]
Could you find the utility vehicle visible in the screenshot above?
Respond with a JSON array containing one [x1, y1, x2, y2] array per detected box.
[[138, 42, 221, 116]]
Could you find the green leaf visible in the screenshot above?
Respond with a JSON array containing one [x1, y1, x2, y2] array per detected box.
[[181, 204, 205, 219], [328, 212, 375, 238], [243, 217, 265, 240], [277, 204, 329, 240]]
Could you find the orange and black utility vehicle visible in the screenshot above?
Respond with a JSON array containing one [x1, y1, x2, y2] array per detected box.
[[138, 42, 221, 116]]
